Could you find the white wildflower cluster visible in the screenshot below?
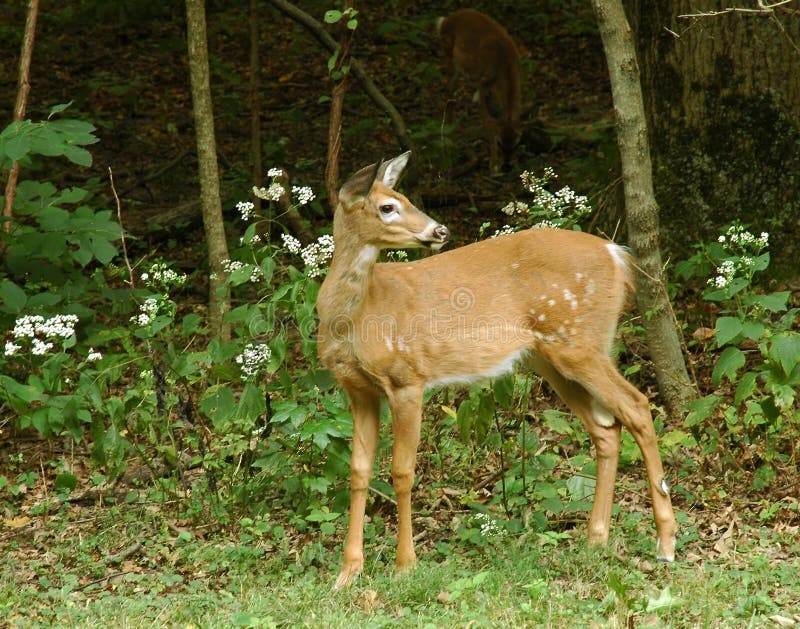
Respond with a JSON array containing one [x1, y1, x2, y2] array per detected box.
[[474, 513, 507, 540], [235, 342, 272, 378], [253, 182, 285, 202], [236, 201, 255, 221], [292, 185, 315, 206], [267, 167, 284, 177], [509, 167, 592, 229], [710, 260, 737, 289], [385, 250, 408, 262], [140, 263, 187, 290], [281, 233, 302, 254], [4, 314, 79, 357], [500, 200, 530, 216], [490, 224, 515, 238], [223, 259, 263, 283], [300, 234, 335, 278], [708, 224, 770, 290], [87, 349, 103, 361], [240, 233, 262, 246], [131, 297, 161, 327], [717, 225, 769, 250]]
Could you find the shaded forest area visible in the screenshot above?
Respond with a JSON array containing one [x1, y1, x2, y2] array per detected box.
[[1, 1, 800, 623], [0, 1, 613, 247]]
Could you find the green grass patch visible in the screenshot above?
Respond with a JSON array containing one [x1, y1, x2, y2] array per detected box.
[[2, 503, 799, 627]]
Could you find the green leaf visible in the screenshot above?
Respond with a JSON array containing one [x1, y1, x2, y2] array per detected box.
[[199, 384, 237, 430], [712, 346, 746, 386], [63, 145, 93, 167], [684, 394, 721, 428], [492, 374, 515, 409], [734, 371, 758, 405], [4, 132, 31, 161], [747, 291, 790, 313], [182, 313, 203, 335], [741, 320, 765, 342], [456, 398, 473, 443], [714, 316, 743, 347], [48, 101, 73, 117], [0, 281, 28, 313], [658, 429, 695, 450], [646, 586, 683, 612], [54, 473, 78, 492], [324, 9, 342, 23], [88, 236, 118, 264], [767, 332, 800, 380], [475, 392, 494, 443], [237, 382, 266, 422], [0, 375, 45, 404]]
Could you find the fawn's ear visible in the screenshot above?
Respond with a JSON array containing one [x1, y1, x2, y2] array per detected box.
[[375, 151, 411, 189], [338, 152, 411, 209], [338, 159, 382, 208]]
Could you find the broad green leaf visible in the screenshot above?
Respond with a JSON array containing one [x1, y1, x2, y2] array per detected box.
[[4, 132, 31, 161], [89, 236, 118, 264], [767, 332, 800, 379], [714, 316, 743, 347], [741, 320, 765, 342], [0, 280, 27, 313], [63, 145, 93, 167], [684, 394, 721, 428], [0, 375, 45, 404], [712, 346, 745, 386], [734, 371, 758, 405], [746, 291, 790, 313], [237, 382, 266, 422], [492, 374, 514, 409]]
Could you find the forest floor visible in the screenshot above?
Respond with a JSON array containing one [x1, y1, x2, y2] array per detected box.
[[1, 1, 799, 626]]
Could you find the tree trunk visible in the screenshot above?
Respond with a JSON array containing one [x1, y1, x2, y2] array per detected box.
[[185, 0, 230, 341], [249, 0, 263, 217], [624, 0, 800, 277], [591, 0, 696, 421], [2, 0, 39, 253]]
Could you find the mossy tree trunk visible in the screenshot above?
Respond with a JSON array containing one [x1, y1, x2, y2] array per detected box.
[[624, 0, 800, 277], [591, 0, 696, 421]]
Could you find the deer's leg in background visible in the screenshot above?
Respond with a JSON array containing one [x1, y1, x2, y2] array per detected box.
[[387, 385, 425, 573], [336, 389, 381, 589], [548, 350, 678, 561], [531, 357, 621, 545]]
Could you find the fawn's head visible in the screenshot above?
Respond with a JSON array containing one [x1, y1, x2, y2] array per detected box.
[[336, 152, 449, 251]]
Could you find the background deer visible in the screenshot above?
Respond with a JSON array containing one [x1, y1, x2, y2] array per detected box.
[[316, 152, 677, 589], [437, 9, 522, 173]]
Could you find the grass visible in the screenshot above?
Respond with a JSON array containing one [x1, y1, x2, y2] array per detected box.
[[2, 500, 799, 628]]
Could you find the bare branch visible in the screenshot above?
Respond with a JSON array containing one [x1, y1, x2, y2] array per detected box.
[[678, 0, 797, 19], [267, 0, 413, 151]]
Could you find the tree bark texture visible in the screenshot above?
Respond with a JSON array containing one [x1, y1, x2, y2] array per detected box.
[[249, 0, 263, 216], [591, 0, 696, 421], [2, 0, 39, 249], [624, 0, 800, 276], [185, 0, 231, 341]]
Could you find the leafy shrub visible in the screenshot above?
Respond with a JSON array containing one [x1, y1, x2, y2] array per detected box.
[[676, 222, 799, 484]]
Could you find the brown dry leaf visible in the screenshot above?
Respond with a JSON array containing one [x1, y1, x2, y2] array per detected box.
[[3, 516, 31, 529], [437, 590, 452, 605], [692, 327, 716, 341], [356, 589, 381, 612]]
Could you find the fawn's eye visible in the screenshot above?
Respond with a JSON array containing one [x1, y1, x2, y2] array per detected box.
[[379, 204, 395, 215]]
